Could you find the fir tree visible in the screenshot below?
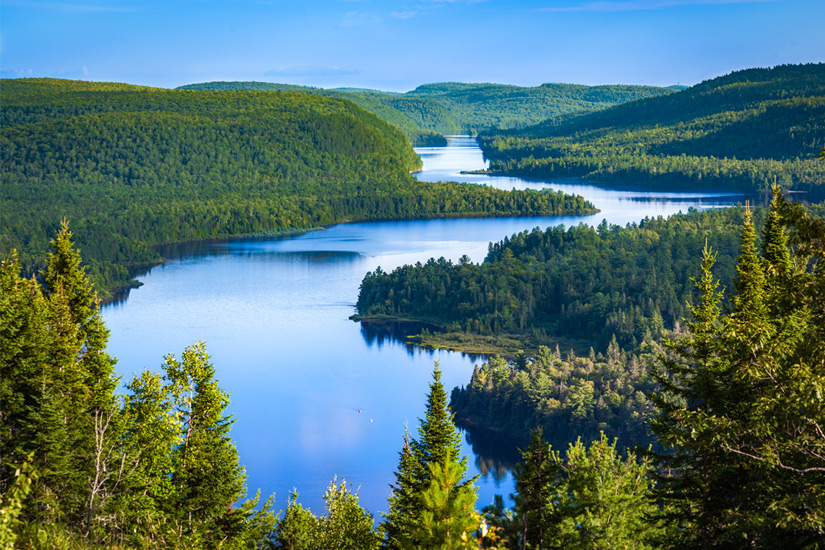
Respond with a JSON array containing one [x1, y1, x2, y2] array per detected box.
[[382, 427, 423, 549], [651, 196, 825, 546], [413, 363, 464, 471], [163, 342, 247, 542], [317, 478, 381, 550], [414, 458, 480, 550], [512, 427, 560, 550]]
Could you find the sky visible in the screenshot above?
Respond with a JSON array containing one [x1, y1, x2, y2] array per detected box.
[[1, 0, 823, 91]]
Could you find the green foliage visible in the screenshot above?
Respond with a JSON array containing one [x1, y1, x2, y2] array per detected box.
[[649, 190, 825, 547], [1, 229, 275, 548], [512, 427, 561, 549], [451, 342, 659, 453], [494, 430, 659, 550], [179, 80, 674, 142], [316, 478, 381, 550], [383, 364, 480, 549], [358, 207, 747, 354], [270, 481, 380, 550], [382, 429, 422, 549], [161, 342, 247, 543], [480, 63, 825, 191], [0, 460, 36, 549], [551, 434, 660, 549], [1, 78, 595, 298], [412, 458, 480, 550], [273, 491, 318, 550]]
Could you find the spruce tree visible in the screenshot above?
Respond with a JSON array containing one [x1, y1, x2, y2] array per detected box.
[[382, 427, 423, 549], [163, 342, 247, 542], [651, 197, 825, 546], [384, 363, 479, 549], [413, 363, 464, 471], [512, 427, 560, 550]]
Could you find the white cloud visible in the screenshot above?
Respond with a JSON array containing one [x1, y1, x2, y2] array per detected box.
[[342, 11, 382, 26]]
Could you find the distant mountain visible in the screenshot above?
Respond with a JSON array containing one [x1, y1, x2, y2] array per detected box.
[[479, 63, 825, 192], [1, 78, 595, 296], [179, 81, 675, 145]]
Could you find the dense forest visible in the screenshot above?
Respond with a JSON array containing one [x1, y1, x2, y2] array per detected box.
[[3, 191, 823, 548], [357, 206, 753, 354], [479, 63, 825, 192], [179, 80, 675, 144], [0, 78, 596, 298], [357, 196, 825, 452]]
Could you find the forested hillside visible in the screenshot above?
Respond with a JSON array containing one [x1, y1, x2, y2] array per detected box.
[[179, 80, 675, 144], [0, 78, 595, 297], [480, 63, 825, 191]]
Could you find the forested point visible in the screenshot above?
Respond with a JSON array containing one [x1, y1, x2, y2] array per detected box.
[[479, 63, 825, 192], [178, 80, 676, 143], [0, 78, 596, 299], [3, 189, 823, 548], [358, 197, 825, 451]]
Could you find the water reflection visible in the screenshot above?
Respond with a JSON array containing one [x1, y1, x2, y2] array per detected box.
[[458, 421, 524, 486], [359, 320, 438, 354], [101, 136, 752, 514]]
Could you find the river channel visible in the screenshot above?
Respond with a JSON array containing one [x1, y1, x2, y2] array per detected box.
[[102, 135, 745, 515]]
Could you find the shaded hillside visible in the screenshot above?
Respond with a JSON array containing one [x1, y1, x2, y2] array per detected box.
[[480, 63, 825, 191], [1, 78, 596, 297]]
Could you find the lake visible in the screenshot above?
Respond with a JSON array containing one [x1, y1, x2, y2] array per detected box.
[[102, 135, 745, 515]]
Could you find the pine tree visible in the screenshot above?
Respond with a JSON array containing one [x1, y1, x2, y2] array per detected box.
[[414, 458, 480, 550], [512, 427, 560, 550], [317, 477, 381, 550], [651, 196, 825, 546], [384, 363, 480, 549], [163, 342, 247, 542], [382, 427, 423, 549]]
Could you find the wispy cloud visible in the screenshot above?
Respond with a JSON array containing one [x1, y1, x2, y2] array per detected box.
[[342, 11, 382, 26], [4, 1, 133, 12], [537, 0, 775, 12], [265, 66, 360, 78], [0, 68, 35, 78], [391, 10, 418, 19]]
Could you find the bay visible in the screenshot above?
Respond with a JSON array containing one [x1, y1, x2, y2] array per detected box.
[[102, 135, 745, 515]]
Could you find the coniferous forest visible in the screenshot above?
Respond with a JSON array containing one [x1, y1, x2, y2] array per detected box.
[[3, 188, 824, 548], [2, 64, 825, 549], [0, 79, 595, 299], [479, 64, 825, 192], [178, 81, 676, 145]]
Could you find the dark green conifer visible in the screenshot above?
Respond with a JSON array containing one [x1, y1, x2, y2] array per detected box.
[[382, 427, 423, 549], [413, 363, 465, 474], [512, 427, 560, 550]]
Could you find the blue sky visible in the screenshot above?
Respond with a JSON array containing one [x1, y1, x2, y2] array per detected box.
[[2, 0, 823, 91]]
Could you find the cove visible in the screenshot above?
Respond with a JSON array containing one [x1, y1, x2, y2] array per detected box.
[[101, 135, 746, 515]]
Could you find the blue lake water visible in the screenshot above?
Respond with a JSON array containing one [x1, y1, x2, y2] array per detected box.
[[102, 135, 745, 516]]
